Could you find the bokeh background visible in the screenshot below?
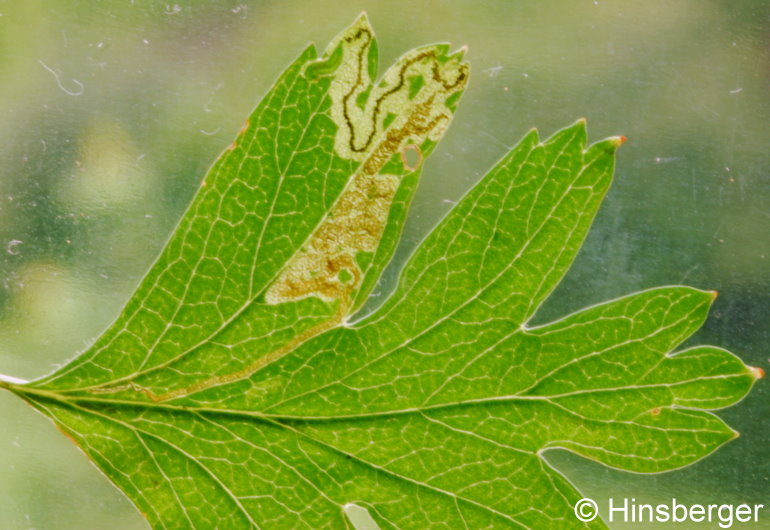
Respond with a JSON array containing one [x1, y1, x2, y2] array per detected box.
[[1, 1, 768, 528]]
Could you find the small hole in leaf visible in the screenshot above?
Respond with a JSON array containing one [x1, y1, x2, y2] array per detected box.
[[400, 144, 422, 172]]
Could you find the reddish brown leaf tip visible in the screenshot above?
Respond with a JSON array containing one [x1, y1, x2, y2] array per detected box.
[[606, 135, 627, 149]]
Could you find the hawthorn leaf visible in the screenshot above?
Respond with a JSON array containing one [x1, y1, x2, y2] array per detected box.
[[0, 15, 759, 530]]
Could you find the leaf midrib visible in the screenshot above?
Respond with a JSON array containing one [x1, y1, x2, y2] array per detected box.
[[22, 386, 532, 530], [18, 371, 734, 529], [10, 371, 740, 423]]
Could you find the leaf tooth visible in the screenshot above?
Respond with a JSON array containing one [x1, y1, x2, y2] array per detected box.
[[613, 134, 628, 147], [749, 366, 765, 380], [542, 118, 587, 152]]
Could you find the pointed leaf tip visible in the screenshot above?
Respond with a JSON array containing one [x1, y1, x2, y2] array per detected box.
[[434, 43, 468, 63], [572, 118, 587, 136], [6, 16, 756, 530], [610, 135, 628, 147], [447, 45, 469, 63]]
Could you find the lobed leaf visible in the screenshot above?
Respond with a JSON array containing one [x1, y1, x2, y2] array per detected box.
[[1, 15, 758, 529]]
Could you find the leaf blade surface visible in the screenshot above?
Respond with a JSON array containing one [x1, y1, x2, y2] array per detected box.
[[1, 15, 758, 530]]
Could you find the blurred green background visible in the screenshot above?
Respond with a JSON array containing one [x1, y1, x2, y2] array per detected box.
[[1, 1, 768, 528]]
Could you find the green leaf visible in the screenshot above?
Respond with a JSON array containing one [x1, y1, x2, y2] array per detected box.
[[0, 15, 758, 529]]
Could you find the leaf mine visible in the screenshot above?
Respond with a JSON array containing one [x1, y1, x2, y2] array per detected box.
[[0, 15, 757, 530]]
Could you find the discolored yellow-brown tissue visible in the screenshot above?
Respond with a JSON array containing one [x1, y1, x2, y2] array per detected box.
[[265, 18, 468, 309], [265, 93, 458, 308], [264, 170, 398, 305], [316, 15, 468, 162]]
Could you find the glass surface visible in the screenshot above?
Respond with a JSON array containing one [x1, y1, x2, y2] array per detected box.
[[1, 1, 768, 528]]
